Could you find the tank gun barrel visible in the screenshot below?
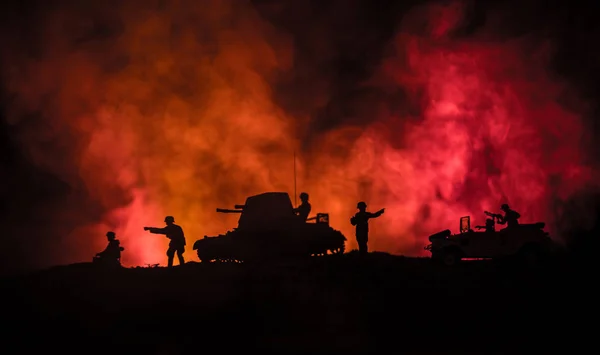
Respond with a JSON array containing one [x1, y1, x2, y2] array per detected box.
[[216, 208, 243, 213], [234, 204, 246, 209]]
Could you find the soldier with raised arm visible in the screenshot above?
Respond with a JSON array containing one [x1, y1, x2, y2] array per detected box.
[[293, 192, 312, 221], [350, 201, 385, 256], [144, 216, 186, 267]]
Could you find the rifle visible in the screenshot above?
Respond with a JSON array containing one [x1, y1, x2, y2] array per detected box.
[[484, 211, 502, 220]]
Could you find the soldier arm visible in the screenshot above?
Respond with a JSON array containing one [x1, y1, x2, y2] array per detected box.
[[97, 241, 114, 256], [144, 227, 167, 235], [179, 226, 186, 245], [100, 242, 113, 253], [294, 204, 309, 212], [369, 209, 385, 218], [514, 211, 521, 219], [114, 240, 124, 251]]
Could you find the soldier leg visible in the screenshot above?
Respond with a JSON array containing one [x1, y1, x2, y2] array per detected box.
[[166, 248, 175, 267], [357, 235, 368, 256], [358, 241, 368, 255], [176, 246, 185, 265]]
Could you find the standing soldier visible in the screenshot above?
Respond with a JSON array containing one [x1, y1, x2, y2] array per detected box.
[[293, 192, 312, 221], [350, 201, 385, 256], [144, 216, 186, 267]]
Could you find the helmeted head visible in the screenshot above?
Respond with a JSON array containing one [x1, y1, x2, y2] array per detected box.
[[357, 201, 367, 211], [300, 192, 309, 202], [164, 216, 175, 225], [106, 231, 116, 240], [500, 204, 509, 212]]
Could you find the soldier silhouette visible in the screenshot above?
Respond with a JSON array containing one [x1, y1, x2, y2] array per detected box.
[[293, 192, 311, 221], [497, 204, 520, 228], [144, 216, 186, 267], [350, 201, 384, 256], [93, 231, 124, 266], [475, 218, 495, 233]]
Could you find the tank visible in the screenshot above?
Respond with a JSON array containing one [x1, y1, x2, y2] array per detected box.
[[424, 213, 558, 266], [192, 192, 347, 262]]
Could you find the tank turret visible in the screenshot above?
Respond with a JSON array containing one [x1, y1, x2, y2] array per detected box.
[[192, 192, 346, 263]]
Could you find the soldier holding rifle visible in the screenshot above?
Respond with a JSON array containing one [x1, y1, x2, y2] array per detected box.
[[485, 204, 521, 229]]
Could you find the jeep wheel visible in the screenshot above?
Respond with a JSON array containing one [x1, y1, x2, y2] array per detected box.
[[518, 245, 542, 266], [441, 250, 461, 266]]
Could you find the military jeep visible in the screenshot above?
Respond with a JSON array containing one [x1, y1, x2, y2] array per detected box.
[[424, 213, 556, 266]]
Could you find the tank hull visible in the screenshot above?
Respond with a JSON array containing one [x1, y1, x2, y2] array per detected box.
[[194, 192, 347, 262], [193, 225, 346, 263]]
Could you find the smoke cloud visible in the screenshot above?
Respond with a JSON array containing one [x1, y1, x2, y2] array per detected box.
[[0, 0, 598, 271]]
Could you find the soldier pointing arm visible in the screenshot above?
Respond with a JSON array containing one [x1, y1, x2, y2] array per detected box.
[[144, 216, 186, 267], [350, 201, 385, 256]]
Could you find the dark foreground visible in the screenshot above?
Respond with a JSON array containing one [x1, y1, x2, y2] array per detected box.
[[1, 252, 595, 354]]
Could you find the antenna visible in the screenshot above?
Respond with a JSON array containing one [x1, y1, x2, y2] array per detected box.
[[293, 151, 297, 207]]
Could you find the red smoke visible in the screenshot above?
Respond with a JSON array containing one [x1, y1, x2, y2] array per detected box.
[[0, 0, 596, 267], [320, 1, 597, 254]]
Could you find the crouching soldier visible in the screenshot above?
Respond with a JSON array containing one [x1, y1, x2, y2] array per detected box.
[[93, 231, 124, 267]]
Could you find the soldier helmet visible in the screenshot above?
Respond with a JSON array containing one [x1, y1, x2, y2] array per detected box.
[[357, 201, 367, 209], [164, 216, 175, 223], [106, 231, 116, 238], [500, 204, 509, 211], [300, 192, 309, 200]]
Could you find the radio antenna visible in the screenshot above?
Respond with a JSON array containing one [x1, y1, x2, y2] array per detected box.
[[293, 151, 297, 207]]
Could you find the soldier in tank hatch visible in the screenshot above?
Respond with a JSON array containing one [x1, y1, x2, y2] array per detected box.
[[293, 192, 312, 221], [93, 231, 124, 266], [350, 201, 385, 256], [144, 216, 186, 267]]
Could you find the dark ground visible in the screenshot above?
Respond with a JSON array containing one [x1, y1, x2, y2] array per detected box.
[[1, 251, 595, 355]]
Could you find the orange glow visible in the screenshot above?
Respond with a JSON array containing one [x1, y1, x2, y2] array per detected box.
[[1, 1, 597, 267]]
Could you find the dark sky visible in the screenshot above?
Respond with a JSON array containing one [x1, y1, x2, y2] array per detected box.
[[1, 0, 599, 276]]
